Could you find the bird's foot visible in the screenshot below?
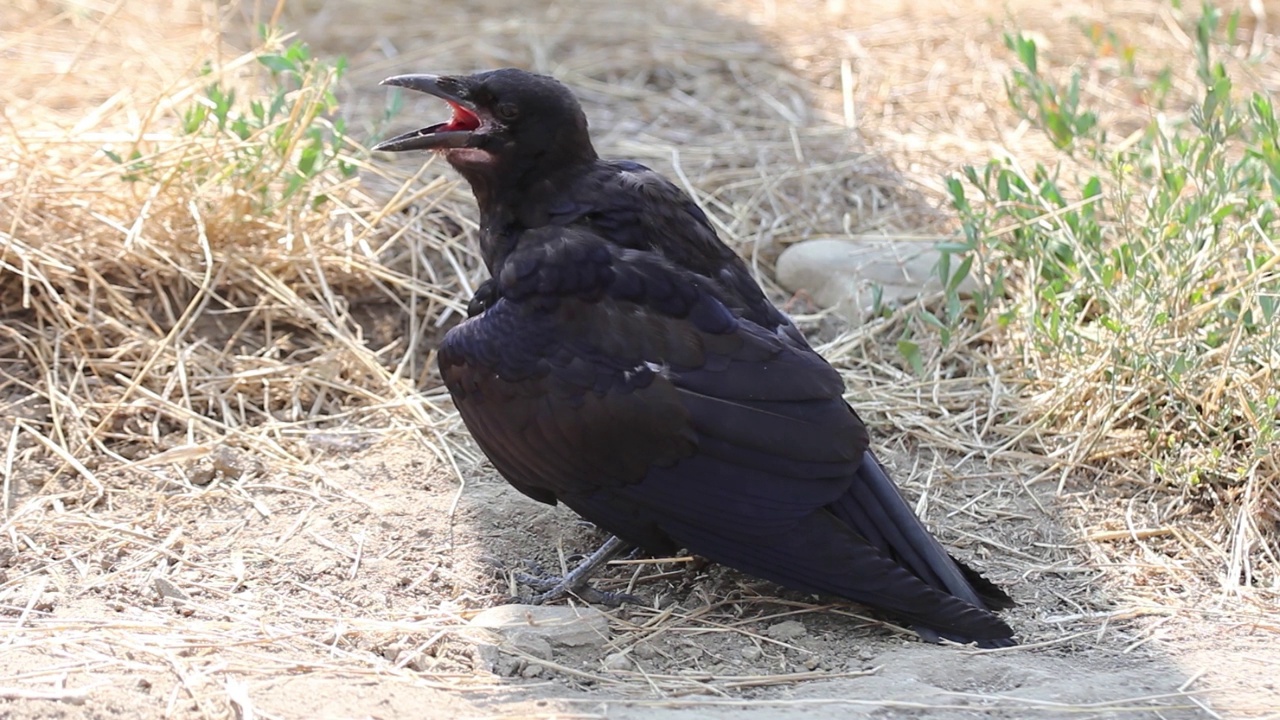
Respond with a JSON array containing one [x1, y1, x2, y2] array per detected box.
[[512, 535, 640, 606], [514, 571, 640, 606]]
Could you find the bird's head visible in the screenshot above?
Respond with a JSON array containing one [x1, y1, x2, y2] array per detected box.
[[374, 68, 597, 188]]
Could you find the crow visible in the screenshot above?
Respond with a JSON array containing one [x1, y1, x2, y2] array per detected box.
[[374, 68, 1016, 647]]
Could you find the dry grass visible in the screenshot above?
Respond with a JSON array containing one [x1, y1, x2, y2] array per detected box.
[[748, 0, 1280, 593], [0, 5, 490, 706], [1, 0, 1278, 717], [0, 0, 480, 484]]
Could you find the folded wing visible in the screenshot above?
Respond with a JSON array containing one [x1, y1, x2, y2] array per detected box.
[[439, 225, 1014, 646]]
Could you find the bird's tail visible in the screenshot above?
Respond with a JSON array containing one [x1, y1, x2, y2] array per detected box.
[[666, 491, 1016, 646], [654, 449, 1016, 647], [828, 450, 1015, 623]]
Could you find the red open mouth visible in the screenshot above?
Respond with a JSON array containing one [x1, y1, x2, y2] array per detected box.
[[444, 101, 481, 132], [374, 74, 489, 153]]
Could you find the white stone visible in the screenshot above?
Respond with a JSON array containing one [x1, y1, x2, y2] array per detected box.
[[467, 604, 611, 650], [776, 237, 977, 322], [602, 651, 632, 672]]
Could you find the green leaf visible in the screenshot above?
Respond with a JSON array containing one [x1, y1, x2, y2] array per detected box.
[[298, 141, 320, 176], [1009, 34, 1038, 74], [948, 255, 974, 293], [182, 103, 207, 134], [897, 340, 925, 376], [945, 176, 967, 209], [268, 91, 287, 121], [258, 54, 296, 74], [1260, 295, 1278, 323]]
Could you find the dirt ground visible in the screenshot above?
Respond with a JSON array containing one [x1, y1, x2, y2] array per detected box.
[[3, 0, 1279, 718], [2, 436, 1271, 719]]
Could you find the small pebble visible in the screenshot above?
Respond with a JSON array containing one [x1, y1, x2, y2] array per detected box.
[[395, 649, 427, 671], [740, 645, 763, 662], [189, 464, 216, 486], [603, 652, 632, 672], [381, 642, 406, 662], [765, 619, 807, 641], [632, 642, 657, 660]]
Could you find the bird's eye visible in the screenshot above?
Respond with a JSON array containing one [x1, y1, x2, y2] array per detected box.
[[495, 103, 519, 121]]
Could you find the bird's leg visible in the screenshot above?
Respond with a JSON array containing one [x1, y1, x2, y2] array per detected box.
[[515, 535, 639, 606]]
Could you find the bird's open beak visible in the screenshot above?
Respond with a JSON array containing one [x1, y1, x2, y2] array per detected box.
[[374, 74, 485, 152]]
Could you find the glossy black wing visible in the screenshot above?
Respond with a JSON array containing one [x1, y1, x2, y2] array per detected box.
[[440, 223, 853, 524], [550, 160, 794, 333]]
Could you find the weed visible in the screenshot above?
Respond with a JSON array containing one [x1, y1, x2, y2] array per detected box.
[[103, 27, 357, 217], [935, 3, 1279, 582]]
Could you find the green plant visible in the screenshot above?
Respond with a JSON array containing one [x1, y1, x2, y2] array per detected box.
[[105, 27, 357, 215], [933, 3, 1279, 580], [1003, 34, 1100, 150]]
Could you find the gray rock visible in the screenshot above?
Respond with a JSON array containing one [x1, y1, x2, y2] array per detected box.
[[471, 642, 515, 675], [509, 634, 553, 660], [776, 237, 977, 322], [765, 619, 808, 641], [632, 642, 658, 660]]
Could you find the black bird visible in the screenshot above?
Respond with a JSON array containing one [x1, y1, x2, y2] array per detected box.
[[375, 68, 1016, 647]]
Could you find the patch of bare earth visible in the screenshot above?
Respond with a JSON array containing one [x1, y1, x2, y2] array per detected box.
[[2, 0, 1276, 718]]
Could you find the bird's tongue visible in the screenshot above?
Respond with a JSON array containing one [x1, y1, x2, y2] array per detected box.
[[445, 102, 481, 132]]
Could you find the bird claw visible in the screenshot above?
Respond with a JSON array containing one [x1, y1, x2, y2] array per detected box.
[[508, 535, 639, 607], [513, 571, 641, 606], [520, 558, 548, 577]]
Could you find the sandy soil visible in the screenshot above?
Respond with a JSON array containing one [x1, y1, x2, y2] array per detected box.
[[3, 0, 1278, 718], [3, 435, 1270, 719]]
